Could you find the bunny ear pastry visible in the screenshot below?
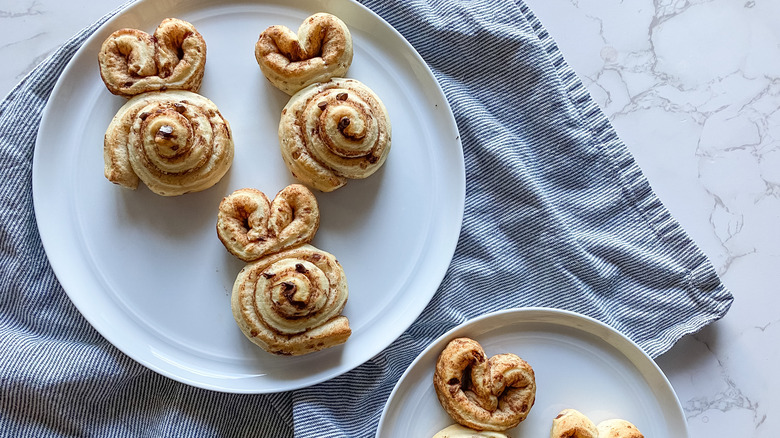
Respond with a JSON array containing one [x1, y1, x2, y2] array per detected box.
[[433, 338, 536, 432], [255, 13, 353, 95], [216, 184, 320, 262], [103, 90, 233, 196], [231, 244, 350, 356], [98, 18, 207, 98]]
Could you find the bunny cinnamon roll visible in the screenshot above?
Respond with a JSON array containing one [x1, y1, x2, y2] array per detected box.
[[255, 13, 353, 95], [98, 18, 206, 98], [104, 90, 234, 196], [217, 185, 319, 262], [231, 244, 350, 356], [550, 410, 644, 438], [434, 338, 536, 432], [279, 78, 391, 192]]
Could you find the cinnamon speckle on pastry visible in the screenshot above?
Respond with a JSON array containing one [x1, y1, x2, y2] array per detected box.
[[216, 185, 319, 262], [255, 13, 353, 95], [433, 338, 536, 432], [103, 90, 233, 196], [98, 18, 206, 98], [229, 243, 351, 356], [278, 78, 391, 192], [550, 409, 644, 438]]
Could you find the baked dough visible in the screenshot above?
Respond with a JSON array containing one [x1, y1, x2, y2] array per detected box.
[[278, 78, 391, 192], [550, 409, 598, 438], [595, 419, 644, 438], [433, 338, 536, 432], [98, 18, 206, 98], [550, 409, 644, 438], [231, 244, 350, 355], [104, 90, 233, 196], [432, 424, 509, 438], [255, 13, 353, 95], [217, 185, 319, 262]]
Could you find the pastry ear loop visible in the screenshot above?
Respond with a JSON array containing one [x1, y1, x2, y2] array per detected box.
[[98, 18, 207, 98]]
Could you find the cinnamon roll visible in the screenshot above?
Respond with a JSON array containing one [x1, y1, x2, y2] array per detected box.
[[231, 244, 350, 356], [278, 78, 391, 192], [433, 338, 536, 432], [98, 18, 207, 98], [550, 409, 598, 438], [104, 90, 234, 196], [550, 410, 644, 438], [255, 13, 353, 95], [217, 185, 319, 262], [595, 419, 644, 438]]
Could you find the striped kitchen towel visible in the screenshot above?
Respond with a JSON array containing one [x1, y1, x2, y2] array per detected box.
[[0, 0, 732, 436]]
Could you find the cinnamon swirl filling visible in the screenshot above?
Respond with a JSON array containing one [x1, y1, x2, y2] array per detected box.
[[278, 78, 391, 192]]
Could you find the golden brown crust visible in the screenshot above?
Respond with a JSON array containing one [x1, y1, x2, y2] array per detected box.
[[103, 90, 233, 196], [595, 419, 644, 438], [550, 409, 598, 438], [98, 18, 206, 98], [216, 185, 320, 262], [550, 410, 644, 438], [255, 13, 353, 95], [279, 78, 391, 192], [433, 338, 536, 432], [231, 244, 350, 356]]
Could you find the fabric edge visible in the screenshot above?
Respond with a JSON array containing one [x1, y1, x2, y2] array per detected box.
[[514, 1, 734, 358]]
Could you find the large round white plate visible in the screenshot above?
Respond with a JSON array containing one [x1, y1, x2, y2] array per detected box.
[[32, 0, 464, 393], [377, 308, 688, 437]]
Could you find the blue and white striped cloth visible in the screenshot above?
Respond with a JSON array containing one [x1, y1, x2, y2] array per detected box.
[[0, 0, 733, 436]]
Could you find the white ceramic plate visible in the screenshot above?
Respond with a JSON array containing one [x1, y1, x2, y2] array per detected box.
[[32, 0, 464, 393], [376, 308, 688, 437]]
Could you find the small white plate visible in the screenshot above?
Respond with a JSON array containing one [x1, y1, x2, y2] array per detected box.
[[32, 0, 464, 393], [376, 308, 688, 437]]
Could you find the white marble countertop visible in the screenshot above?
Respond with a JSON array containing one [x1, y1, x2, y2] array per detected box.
[[1, 0, 776, 436]]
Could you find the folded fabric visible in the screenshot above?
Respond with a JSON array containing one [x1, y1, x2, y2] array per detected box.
[[0, 0, 732, 437]]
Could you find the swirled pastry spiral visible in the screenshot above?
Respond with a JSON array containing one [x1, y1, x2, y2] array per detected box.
[[98, 18, 207, 98], [278, 78, 391, 192], [104, 90, 234, 196], [432, 424, 509, 438], [217, 185, 319, 262], [434, 338, 536, 432], [550, 409, 644, 438], [255, 13, 353, 95], [231, 244, 350, 356]]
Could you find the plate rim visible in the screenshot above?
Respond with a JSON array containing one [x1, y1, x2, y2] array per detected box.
[[32, 0, 465, 393], [375, 307, 689, 437]]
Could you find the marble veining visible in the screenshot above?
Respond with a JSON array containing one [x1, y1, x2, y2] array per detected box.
[[1, 0, 778, 436], [500, 0, 779, 435], [0, 3, 42, 19]]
